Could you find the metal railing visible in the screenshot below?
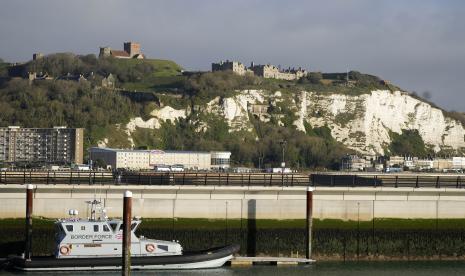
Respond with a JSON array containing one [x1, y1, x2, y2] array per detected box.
[[117, 172, 310, 186], [311, 174, 464, 189], [0, 170, 114, 185], [0, 170, 463, 188]]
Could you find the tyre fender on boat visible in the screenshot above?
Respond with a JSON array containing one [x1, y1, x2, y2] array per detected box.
[[145, 243, 155, 253], [59, 245, 70, 255]]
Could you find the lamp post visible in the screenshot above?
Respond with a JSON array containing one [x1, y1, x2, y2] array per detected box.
[[258, 156, 264, 171], [256, 137, 264, 171], [279, 140, 287, 173]]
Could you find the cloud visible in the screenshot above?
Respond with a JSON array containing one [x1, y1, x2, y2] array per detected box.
[[0, 0, 464, 111]]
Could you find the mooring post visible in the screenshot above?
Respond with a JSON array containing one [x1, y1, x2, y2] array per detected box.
[[122, 190, 132, 276], [25, 184, 34, 260], [306, 186, 314, 260]]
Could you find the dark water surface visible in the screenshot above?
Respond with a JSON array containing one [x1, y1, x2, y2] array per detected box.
[[3, 261, 465, 275]]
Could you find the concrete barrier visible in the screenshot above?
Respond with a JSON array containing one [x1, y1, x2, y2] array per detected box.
[[1, 185, 465, 220]]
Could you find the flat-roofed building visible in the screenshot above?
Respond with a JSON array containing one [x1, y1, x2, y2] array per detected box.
[[210, 151, 231, 170], [90, 148, 151, 170], [90, 148, 231, 171], [340, 155, 369, 171], [0, 126, 83, 165], [149, 150, 212, 170], [452, 157, 465, 169]]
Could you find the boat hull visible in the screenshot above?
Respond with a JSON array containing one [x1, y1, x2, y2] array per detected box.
[[10, 244, 239, 271]]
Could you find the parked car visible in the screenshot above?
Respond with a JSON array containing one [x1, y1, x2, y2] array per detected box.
[[154, 165, 171, 172], [170, 164, 185, 172]]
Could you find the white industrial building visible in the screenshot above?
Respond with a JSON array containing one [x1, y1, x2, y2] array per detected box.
[[90, 148, 231, 171], [452, 157, 465, 169]]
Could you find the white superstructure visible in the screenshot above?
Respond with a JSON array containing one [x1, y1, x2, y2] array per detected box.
[[55, 200, 182, 258]]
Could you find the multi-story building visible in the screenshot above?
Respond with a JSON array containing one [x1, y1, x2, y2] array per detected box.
[[340, 155, 369, 171], [0, 126, 83, 165], [415, 159, 434, 170], [90, 148, 231, 171], [387, 156, 405, 167]]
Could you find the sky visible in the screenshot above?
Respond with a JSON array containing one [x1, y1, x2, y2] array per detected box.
[[0, 0, 464, 111]]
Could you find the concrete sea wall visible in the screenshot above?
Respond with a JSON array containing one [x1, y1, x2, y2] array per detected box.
[[1, 185, 465, 220]]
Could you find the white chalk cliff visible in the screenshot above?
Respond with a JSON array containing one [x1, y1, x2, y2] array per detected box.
[[109, 89, 465, 155]]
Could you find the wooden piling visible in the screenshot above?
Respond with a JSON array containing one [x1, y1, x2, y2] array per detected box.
[[25, 184, 34, 260], [122, 190, 132, 275], [306, 186, 314, 260]]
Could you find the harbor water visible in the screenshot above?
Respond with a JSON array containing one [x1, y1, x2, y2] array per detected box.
[[3, 261, 465, 275]]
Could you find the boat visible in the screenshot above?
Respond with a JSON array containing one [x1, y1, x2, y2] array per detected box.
[[9, 199, 239, 271]]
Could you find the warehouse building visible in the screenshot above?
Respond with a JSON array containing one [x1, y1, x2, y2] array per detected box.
[[90, 148, 231, 171], [0, 126, 84, 165]]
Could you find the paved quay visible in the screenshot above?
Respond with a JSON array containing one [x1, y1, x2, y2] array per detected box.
[[1, 184, 465, 220]]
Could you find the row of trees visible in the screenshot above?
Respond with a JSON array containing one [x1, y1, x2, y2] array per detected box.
[[0, 78, 141, 149], [130, 112, 350, 169]]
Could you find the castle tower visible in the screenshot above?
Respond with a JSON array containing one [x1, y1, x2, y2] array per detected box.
[[99, 47, 111, 58], [33, 53, 44, 61], [124, 42, 141, 58]]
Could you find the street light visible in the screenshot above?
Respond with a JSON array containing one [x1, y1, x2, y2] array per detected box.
[[256, 137, 264, 171], [279, 140, 287, 172]]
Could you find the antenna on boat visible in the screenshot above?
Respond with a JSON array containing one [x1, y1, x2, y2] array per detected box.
[[85, 199, 106, 221]]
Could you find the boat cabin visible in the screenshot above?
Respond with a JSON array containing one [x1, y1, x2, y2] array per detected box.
[[54, 201, 182, 258]]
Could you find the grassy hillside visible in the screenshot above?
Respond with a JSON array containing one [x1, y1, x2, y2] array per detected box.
[[1, 52, 462, 168], [110, 58, 184, 92], [9, 53, 183, 89]]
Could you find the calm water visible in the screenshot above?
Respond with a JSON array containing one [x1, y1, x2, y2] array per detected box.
[[3, 262, 465, 275]]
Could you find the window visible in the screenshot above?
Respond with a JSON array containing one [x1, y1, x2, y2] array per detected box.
[[65, 225, 73, 232], [157, 245, 169, 251], [131, 222, 137, 231], [94, 225, 99, 232], [103, 225, 110, 232], [81, 226, 85, 231], [109, 223, 118, 232], [211, 158, 230, 165]]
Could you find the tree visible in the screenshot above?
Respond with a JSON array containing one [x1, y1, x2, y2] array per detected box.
[[302, 72, 323, 84], [389, 129, 427, 157]]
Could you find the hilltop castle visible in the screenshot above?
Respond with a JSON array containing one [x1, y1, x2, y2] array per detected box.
[[212, 60, 308, 80], [99, 42, 145, 59]]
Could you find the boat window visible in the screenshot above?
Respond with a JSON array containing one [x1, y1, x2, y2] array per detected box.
[[94, 225, 99, 232], [81, 226, 85, 231], [109, 222, 118, 232], [65, 225, 73, 232], [103, 225, 110, 232], [117, 223, 137, 231], [157, 245, 169, 251]]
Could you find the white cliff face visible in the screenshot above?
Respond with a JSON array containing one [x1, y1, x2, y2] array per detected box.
[[105, 89, 464, 155], [304, 90, 465, 154], [206, 90, 266, 132], [123, 106, 187, 147], [205, 89, 465, 155], [150, 106, 187, 122]]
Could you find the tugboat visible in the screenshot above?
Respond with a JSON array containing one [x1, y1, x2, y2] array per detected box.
[[10, 199, 239, 271]]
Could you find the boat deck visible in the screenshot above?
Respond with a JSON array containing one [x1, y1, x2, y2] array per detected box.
[[229, 257, 315, 266]]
